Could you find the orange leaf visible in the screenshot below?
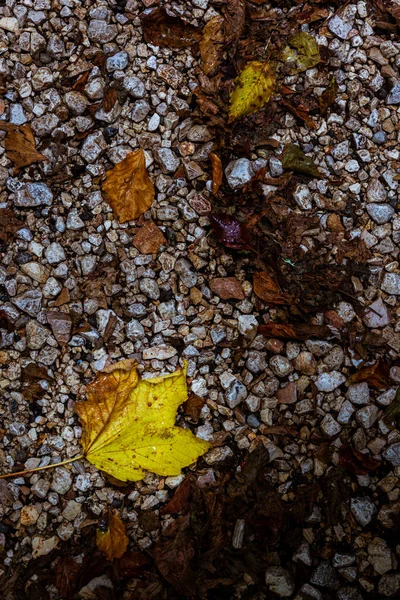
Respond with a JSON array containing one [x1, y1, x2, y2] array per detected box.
[[133, 220, 167, 254], [0, 123, 47, 171], [347, 358, 390, 390], [209, 152, 223, 194], [102, 149, 155, 223], [253, 271, 287, 305], [96, 509, 129, 561]]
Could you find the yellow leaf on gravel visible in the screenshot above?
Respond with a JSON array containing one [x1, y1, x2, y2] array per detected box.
[[75, 360, 211, 482], [281, 32, 320, 73], [102, 149, 154, 224], [228, 61, 275, 121], [96, 509, 129, 561]]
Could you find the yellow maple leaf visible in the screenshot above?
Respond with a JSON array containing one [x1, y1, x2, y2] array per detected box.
[[75, 360, 211, 482], [228, 61, 276, 122], [102, 148, 155, 224], [96, 509, 129, 561]]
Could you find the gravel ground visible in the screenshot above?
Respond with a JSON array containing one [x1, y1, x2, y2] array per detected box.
[[1, 0, 400, 599]]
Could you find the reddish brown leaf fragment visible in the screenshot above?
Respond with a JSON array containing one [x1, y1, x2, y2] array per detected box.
[[281, 98, 317, 129], [0, 123, 47, 171], [141, 8, 202, 48], [72, 70, 90, 91], [133, 220, 166, 254], [223, 0, 245, 49], [209, 277, 244, 300], [21, 363, 53, 383], [319, 77, 338, 116], [210, 213, 251, 250], [119, 551, 151, 578], [339, 445, 380, 476], [0, 209, 24, 245], [347, 358, 390, 390], [183, 393, 206, 421], [56, 556, 80, 599], [161, 475, 192, 515], [253, 271, 287, 305], [209, 152, 223, 194], [258, 322, 332, 341], [102, 87, 118, 112]]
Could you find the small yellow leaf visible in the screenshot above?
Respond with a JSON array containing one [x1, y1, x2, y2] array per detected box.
[[75, 360, 211, 482], [96, 509, 129, 561], [102, 149, 155, 224], [229, 61, 276, 121], [282, 32, 320, 73]]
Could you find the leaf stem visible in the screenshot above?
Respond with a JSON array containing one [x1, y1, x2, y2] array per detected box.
[[0, 455, 85, 479]]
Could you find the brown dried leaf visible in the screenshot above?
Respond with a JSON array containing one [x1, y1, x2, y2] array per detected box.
[[258, 322, 332, 341], [194, 88, 220, 115], [160, 475, 192, 515], [46, 312, 72, 345], [253, 271, 287, 305], [319, 76, 338, 116], [347, 358, 390, 390], [102, 149, 155, 223], [338, 445, 380, 476], [200, 15, 224, 75], [183, 393, 206, 421], [209, 277, 245, 300], [21, 363, 53, 383], [102, 87, 118, 113], [141, 8, 202, 48], [281, 98, 317, 129], [133, 220, 166, 254], [209, 152, 223, 194], [54, 287, 70, 307], [223, 0, 245, 49], [119, 551, 151, 578], [72, 70, 90, 91], [96, 509, 129, 562], [0, 208, 24, 245], [55, 556, 80, 599], [0, 123, 47, 171]]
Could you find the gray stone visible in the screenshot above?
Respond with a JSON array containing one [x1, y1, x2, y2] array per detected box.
[[66, 209, 84, 230], [382, 272, 400, 295], [87, 19, 117, 43], [332, 141, 350, 160], [155, 148, 180, 173], [270, 356, 293, 378], [51, 467, 72, 495], [238, 315, 258, 337], [126, 319, 145, 340], [31, 113, 59, 137], [347, 382, 370, 405], [378, 573, 400, 597], [225, 379, 247, 408], [383, 442, 400, 466], [366, 179, 387, 203], [328, 15, 352, 39], [123, 75, 145, 98], [225, 158, 254, 189], [386, 84, 400, 105], [143, 344, 177, 360], [315, 371, 346, 392], [321, 414, 341, 437], [131, 100, 150, 122], [337, 589, 363, 600], [62, 500, 81, 521], [293, 541, 312, 566], [337, 400, 355, 424], [65, 91, 88, 115], [15, 182, 53, 207], [368, 537, 393, 575], [265, 567, 295, 597], [310, 563, 338, 589], [139, 278, 160, 300], [26, 320, 48, 349], [32, 478, 50, 499], [295, 584, 322, 600], [175, 258, 197, 288], [45, 242, 66, 265], [269, 157, 283, 177], [294, 184, 312, 210], [81, 131, 107, 163], [356, 405, 379, 429], [246, 351, 267, 374], [363, 298, 390, 328], [10, 103, 27, 125], [367, 203, 394, 224], [13, 290, 42, 316], [373, 131, 387, 145], [350, 496, 376, 526], [106, 51, 128, 71]]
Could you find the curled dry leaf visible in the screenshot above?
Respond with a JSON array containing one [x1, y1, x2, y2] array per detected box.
[[319, 76, 339, 115], [282, 144, 321, 178], [253, 271, 287, 305], [141, 7, 202, 48], [102, 149, 155, 224], [96, 509, 129, 561], [209, 152, 223, 194], [133, 220, 167, 254], [210, 213, 252, 250], [75, 360, 211, 481], [258, 322, 332, 341], [0, 123, 47, 171], [200, 15, 224, 75], [282, 32, 321, 73], [347, 358, 390, 390], [0, 208, 24, 246], [229, 61, 276, 121]]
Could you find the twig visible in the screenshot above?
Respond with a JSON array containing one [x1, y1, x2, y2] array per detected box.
[[0, 455, 84, 479]]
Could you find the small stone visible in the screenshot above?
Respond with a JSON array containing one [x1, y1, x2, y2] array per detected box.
[[373, 131, 387, 145], [310, 563, 338, 589], [378, 573, 400, 597], [337, 400, 355, 424], [65, 91, 88, 115], [294, 184, 312, 210], [0, 17, 19, 32], [321, 414, 341, 437], [209, 277, 245, 300], [15, 182, 53, 207], [32, 478, 50, 499], [347, 382, 370, 405], [276, 382, 297, 404], [10, 103, 27, 125], [368, 537, 394, 575], [238, 315, 258, 337], [107, 51, 129, 71], [175, 258, 197, 288], [383, 442, 400, 466], [87, 19, 117, 43], [13, 289, 42, 316], [293, 541, 312, 566], [225, 158, 254, 189], [293, 351, 317, 375], [156, 64, 183, 88], [76, 474, 91, 492], [269, 157, 283, 177], [386, 84, 400, 105], [123, 75, 145, 98], [356, 405, 379, 429], [51, 468, 72, 495], [270, 355, 292, 378], [43, 277, 62, 298], [148, 113, 160, 131], [246, 351, 267, 374], [265, 566, 295, 597], [45, 242, 66, 265], [46, 312, 72, 345], [328, 15, 352, 39], [382, 273, 400, 295], [21, 505, 40, 526], [81, 131, 107, 163], [142, 344, 177, 360], [155, 148, 180, 173], [225, 379, 247, 409], [26, 320, 48, 349], [204, 446, 233, 465], [31, 113, 59, 137], [363, 298, 390, 328], [32, 536, 59, 558], [350, 496, 376, 526], [66, 209, 84, 230], [21, 262, 48, 283], [315, 371, 346, 392], [295, 584, 322, 600], [126, 319, 145, 340], [366, 179, 387, 203], [139, 278, 160, 299], [367, 203, 394, 224], [62, 500, 82, 521]]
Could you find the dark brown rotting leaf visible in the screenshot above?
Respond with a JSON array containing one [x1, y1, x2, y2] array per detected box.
[[319, 76, 338, 115], [161, 475, 192, 515], [21, 363, 53, 383], [281, 98, 317, 129], [338, 445, 380, 476], [141, 8, 202, 48], [103, 313, 118, 343], [253, 271, 287, 305], [258, 322, 333, 341], [183, 393, 206, 421], [383, 388, 400, 427], [55, 556, 80, 599], [347, 358, 390, 390], [210, 213, 252, 250], [222, 0, 245, 51], [0, 209, 24, 246], [241, 445, 270, 485], [118, 551, 151, 578], [71, 70, 90, 91]]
